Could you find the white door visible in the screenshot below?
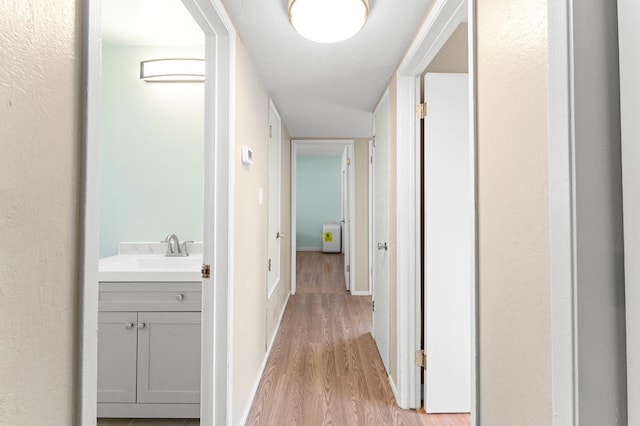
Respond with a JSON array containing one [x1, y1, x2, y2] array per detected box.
[[342, 145, 351, 290], [373, 91, 390, 372], [619, 2, 640, 422], [268, 102, 282, 296], [423, 73, 471, 413]]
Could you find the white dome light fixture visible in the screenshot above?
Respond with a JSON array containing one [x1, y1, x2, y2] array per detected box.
[[288, 0, 369, 44]]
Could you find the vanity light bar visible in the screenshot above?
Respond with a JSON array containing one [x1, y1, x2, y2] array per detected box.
[[140, 58, 205, 82]]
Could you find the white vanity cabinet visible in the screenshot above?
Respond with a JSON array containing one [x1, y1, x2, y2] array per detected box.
[[97, 281, 201, 418]]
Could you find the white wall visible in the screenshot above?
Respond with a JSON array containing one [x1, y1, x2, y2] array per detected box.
[[100, 45, 204, 257]]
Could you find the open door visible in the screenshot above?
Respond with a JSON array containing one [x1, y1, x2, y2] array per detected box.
[[341, 145, 352, 291], [373, 91, 390, 373], [423, 73, 471, 413]]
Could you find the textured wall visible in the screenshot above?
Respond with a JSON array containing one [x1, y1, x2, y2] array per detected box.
[[0, 0, 81, 424], [477, 0, 552, 424], [231, 38, 272, 425]]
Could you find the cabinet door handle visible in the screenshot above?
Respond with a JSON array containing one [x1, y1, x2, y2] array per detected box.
[[125, 323, 135, 329], [176, 294, 184, 301], [137, 323, 146, 329]]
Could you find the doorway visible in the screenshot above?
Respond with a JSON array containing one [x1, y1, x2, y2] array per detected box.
[[80, 0, 235, 424], [291, 140, 356, 295], [394, 0, 477, 420]]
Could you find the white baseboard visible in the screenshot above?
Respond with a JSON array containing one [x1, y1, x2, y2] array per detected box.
[[389, 373, 401, 406], [237, 291, 291, 426], [296, 247, 322, 252], [350, 290, 371, 296]]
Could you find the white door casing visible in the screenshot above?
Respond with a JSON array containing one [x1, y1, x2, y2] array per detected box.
[[373, 90, 391, 373], [423, 73, 472, 413], [267, 101, 282, 298]]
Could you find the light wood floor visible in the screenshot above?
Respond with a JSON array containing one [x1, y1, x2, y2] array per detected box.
[[97, 418, 198, 425], [245, 251, 424, 425]]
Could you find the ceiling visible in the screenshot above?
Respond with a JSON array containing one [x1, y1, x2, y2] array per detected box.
[[102, 0, 434, 138]]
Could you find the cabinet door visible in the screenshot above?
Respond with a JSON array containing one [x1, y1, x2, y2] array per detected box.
[[136, 312, 201, 404], [97, 311, 138, 403]]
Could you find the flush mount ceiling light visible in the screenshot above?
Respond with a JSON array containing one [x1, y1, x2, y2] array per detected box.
[[288, 0, 369, 43], [139, 58, 205, 82]]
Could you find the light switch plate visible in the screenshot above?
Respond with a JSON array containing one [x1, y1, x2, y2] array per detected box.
[[242, 145, 253, 166]]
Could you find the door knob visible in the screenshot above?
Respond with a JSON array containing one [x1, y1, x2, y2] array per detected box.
[[377, 242, 388, 251]]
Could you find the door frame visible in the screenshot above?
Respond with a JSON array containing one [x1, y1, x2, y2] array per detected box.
[[291, 139, 356, 295], [78, 0, 236, 424], [394, 0, 477, 418]]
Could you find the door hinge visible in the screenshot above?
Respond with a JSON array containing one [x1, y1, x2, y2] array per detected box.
[[201, 264, 211, 279], [370, 155, 373, 164], [372, 300, 376, 312], [346, 157, 351, 166], [268, 258, 272, 272], [416, 102, 427, 119], [346, 265, 350, 273], [269, 125, 273, 138], [415, 350, 427, 370]]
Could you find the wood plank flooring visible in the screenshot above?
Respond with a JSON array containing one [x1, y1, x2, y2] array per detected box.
[[245, 251, 424, 425]]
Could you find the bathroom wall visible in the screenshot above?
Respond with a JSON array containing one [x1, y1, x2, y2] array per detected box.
[[295, 155, 342, 250], [100, 45, 204, 258]]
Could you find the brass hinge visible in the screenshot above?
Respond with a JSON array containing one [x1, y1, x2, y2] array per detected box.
[[415, 350, 427, 369], [268, 258, 272, 272], [269, 125, 273, 138], [201, 264, 211, 279], [416, 103, 427, 119], [372, 300, 376, 312], [346, 157, 351, 166]]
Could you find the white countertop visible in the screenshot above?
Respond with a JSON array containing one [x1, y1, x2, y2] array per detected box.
[[99, 253, 203, 282]]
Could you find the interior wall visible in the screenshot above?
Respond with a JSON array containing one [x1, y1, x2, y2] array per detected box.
[[619, 1, 640, 423], [295, 155, 342, 250], [100, 45, 204, 258], [232, 38, 269, 425], [0, 0, 81, 424], [571, 1, 626, 423], [477, 0, 552, 424], [266, 126, 292, 347], [425, 23, 469, 73], [353, 138, 370, 294]]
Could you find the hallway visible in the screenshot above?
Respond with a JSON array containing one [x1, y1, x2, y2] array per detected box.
[[245, 252, 423, 425]]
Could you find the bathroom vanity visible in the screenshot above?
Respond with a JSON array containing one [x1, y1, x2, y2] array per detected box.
[[97, 248, 202, 418]]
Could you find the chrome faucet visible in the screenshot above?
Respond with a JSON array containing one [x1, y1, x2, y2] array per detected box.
[[161, 234, 193, 257]]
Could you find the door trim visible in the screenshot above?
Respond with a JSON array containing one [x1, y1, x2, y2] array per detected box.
[[394, 0, 477, 418], [78, 0, 236, 424], [291, 139, 356, 295]]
